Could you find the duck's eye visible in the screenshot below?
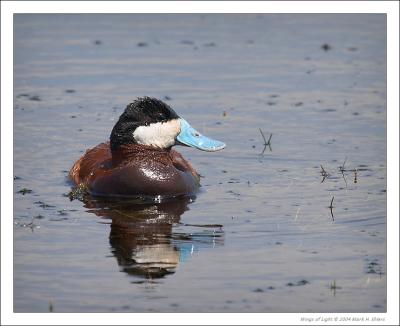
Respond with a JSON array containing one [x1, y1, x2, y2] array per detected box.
[[194, 132, 200, 137]]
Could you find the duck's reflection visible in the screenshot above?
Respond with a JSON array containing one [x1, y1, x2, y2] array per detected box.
[[82, 196, 224, 280]]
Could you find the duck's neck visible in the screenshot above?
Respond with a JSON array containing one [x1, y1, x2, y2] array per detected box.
[[111, 143, 171, 165]]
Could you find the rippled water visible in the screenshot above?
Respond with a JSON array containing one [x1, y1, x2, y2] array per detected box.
[[13, 14, 386, 312]]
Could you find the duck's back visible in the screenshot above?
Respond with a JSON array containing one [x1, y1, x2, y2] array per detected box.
[[69, 142, 200, 198]]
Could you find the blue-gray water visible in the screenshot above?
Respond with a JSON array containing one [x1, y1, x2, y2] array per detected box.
[[13, 14, 386, 312]]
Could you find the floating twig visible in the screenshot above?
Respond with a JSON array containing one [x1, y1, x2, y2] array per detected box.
[[341, 171, 348, 188], [339, 158, 348, 188], [328, 196, 335, 221], [319, 158, 360, 187], [266, 133, 273, 145], [320, 165, 329, 183], [15, 216, 40, 232], [179, 222, 223, 229], [330, 280, 337, 296], [330, 280, 341, 296], [17, 188, 33, 195], [259, 128, 273, 155], [339, 157, 347, 173]]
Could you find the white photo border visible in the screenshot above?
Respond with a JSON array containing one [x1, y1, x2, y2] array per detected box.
[[1, 1, 399, 325]]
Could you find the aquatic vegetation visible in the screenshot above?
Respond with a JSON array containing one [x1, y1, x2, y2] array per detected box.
[[68, 183, 89, 201], [286, 280, 310, 287], [17, 188, 32, 195]]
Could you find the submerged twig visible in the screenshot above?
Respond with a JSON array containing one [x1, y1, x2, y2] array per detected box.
[[354, 168, 358, 183], [295, 207, 301, 221]]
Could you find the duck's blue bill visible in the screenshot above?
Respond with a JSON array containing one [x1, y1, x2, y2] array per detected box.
[[177, 118, 226, 152]]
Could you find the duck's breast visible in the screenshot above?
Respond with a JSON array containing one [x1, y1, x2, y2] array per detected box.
[[70, 144, 200, 197], [89, 156, 199, 197]]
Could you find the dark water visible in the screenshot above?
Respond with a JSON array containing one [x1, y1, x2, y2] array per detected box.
[[13, 14, 386, 312]]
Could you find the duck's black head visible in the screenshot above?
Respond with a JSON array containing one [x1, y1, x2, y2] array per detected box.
[[110, 97, 180, 151], [110, 96, 226, 152]]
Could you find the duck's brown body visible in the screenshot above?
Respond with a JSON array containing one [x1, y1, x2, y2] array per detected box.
[[69, 142, 200, 197]]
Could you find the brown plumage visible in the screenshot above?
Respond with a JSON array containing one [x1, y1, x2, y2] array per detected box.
[[69, 142, 200, 198]]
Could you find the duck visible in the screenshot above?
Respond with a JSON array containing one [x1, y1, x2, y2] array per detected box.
[[69, 96, 225, 199]]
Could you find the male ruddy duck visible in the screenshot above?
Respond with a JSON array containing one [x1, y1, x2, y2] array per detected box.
[[69, 97, 225, 198]]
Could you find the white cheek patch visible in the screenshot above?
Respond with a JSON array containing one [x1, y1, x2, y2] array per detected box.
[[133, 119, 181, 149]]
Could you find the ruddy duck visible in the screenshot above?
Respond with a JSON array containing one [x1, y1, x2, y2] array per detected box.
[[69, 97, 225, 198]]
